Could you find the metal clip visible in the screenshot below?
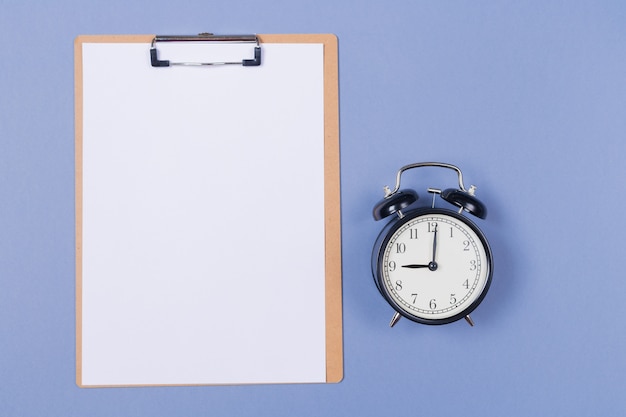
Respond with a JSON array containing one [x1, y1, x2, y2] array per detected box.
[[150, 33, 262, 67]]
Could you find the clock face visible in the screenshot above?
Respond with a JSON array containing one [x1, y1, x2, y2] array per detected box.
[[375, 209, 492, 324]]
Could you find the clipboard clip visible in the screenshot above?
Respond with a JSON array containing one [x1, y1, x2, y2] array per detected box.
[[150, 33, 262, 67]]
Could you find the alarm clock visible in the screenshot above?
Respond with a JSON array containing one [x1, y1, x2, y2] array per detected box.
[[371, 162, 493, 327]]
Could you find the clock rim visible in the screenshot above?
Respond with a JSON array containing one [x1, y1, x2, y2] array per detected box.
[[371, 207, 494, 325]]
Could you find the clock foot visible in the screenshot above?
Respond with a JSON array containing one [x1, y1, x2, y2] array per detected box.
[[464, 315, 475, 327], [389, 312, 402, 327]]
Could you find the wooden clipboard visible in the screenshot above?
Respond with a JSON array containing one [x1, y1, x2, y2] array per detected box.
[[75, 34, 342, 387]]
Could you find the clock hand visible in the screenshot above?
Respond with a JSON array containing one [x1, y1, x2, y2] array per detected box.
[[431, 224, 438, 262], [402, 225, 439, 270], [429, 224, 438, 271]]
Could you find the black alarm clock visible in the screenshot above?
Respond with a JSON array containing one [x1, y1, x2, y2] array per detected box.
[[371, 162, 493, 327]]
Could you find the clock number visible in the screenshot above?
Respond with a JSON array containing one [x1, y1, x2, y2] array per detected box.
[[396, 243, 406, 254], [409, 228, 419, 239], [463, 279, 469, 289], [411, 293, 418, 304], [449, 294, 457, 304], [388, 261, 397, 272], [463, 240, 470, 251], [429, 299, 437, 310], [469, 260, 477, 271], [427, 222, 438, 233], [450, 227, 454, 238], [395, 280, 403, 291]]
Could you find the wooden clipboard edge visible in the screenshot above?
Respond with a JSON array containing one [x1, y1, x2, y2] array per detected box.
[[74, 35, 86, 388], [74, 34, 343, 386]]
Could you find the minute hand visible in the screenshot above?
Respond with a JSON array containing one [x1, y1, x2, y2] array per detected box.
[[431, 224, 438, 263], [429, 224, 439, 271]]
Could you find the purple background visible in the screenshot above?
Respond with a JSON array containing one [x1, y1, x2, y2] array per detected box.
[[1, 1, 625, 415]]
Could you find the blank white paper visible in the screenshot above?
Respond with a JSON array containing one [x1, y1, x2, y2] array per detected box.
[[80, 41, 326, 386]]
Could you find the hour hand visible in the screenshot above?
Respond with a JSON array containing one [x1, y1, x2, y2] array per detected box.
[[401, 264, 430, 269]]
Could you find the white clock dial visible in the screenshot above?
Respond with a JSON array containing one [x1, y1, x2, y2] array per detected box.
[[379, 211, 491, 323]]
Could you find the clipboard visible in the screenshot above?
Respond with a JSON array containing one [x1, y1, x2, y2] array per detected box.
[[75, 33, 342, 387]]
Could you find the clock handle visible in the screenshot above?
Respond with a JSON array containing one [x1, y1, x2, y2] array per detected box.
[[380, 162, 487, 219], [385, 162, 468, 196]]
